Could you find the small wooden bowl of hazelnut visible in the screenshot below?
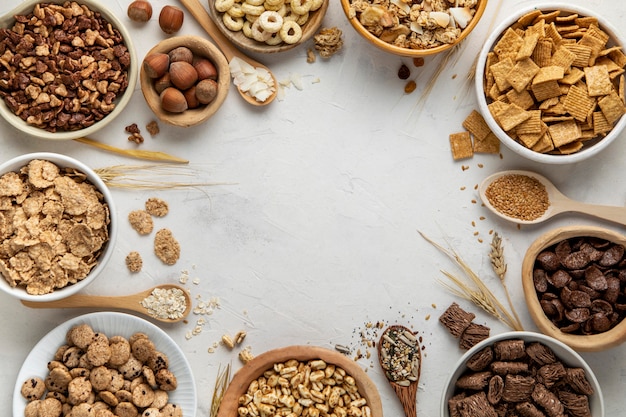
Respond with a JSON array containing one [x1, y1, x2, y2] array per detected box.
[[140, 35, 230, 127]]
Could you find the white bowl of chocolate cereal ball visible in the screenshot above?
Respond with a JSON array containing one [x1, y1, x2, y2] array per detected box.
[[0, 152, 117, 302], [140, 35, 230, 127], [475, 4, 626, 164], [0, 0, 137, 140], [217, 345, 383, 417], [207, 0, 329, 54], [522, 226, 626, 352], [441, 331, 604, 417]]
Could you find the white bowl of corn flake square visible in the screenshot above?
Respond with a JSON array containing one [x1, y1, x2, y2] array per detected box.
[[475, 3, 626, 164], [0, 153, 117, 302]]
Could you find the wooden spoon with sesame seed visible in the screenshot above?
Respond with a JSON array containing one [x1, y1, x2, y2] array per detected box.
[[479, 170, 626, 226], [378, 325, 421, 417], [20, 284, 191, 324]]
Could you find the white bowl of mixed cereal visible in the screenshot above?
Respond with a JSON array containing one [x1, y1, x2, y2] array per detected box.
[[217, 345, 383, 417], [475, 3, 626, 164], [441, 331, 604, 417], [0, 0, 137, 140], [341, 0, 487, 57], [207, 0, 329, 53], [13, 312, 197, 417], [0, 152, 117, 302]]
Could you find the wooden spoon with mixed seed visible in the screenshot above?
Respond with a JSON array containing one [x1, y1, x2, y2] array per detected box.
[[377, 325, 421, 417]]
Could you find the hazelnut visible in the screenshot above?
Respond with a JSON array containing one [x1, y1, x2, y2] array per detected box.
[[127, 0, 153, 22], [154, 72, 172, 94], [143, 53, 170, 79], [183, 86, 201, 109], [195, 79, 218, 104], [159, 5, 184, 34], [169, 61, 198, 90], [160, 87, 188, 113], [193, 57, 217, 81], [168, 46, 194, 64]]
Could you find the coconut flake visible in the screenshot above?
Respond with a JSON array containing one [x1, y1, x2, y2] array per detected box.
[[449, 7, 472, 29], [410, 21, 424, 34], [390, 0, 410, 14], [228, 56, 276, 102], [429, 11, 450, 28]]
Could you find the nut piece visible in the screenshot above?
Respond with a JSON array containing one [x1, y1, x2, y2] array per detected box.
[[193, 57, 218, 80], [160, 87, 188, 113], [159, 5, 184, 34], [168, 46, 194, 64], [128, 0, 153, 22], [143, 53, 170, 79], [195, 79, 218, 104], [169, 61, 198, 90]]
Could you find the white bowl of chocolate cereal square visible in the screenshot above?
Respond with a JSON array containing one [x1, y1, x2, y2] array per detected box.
[[0, 0, 137, 140], [475, 3, 626, 164], [0, 152, 117, 302], [441, 331, 604, 417]]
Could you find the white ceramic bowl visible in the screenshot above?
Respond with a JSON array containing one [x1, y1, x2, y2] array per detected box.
[[0, 0, 137, 140], [13, 312, 197, 417], [475, 3, 626, 164], [440, 331, 604, 417], [0, 152, 117, 302]]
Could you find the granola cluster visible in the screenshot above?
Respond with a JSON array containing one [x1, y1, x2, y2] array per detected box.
[[0, 159, 110, 295], [0, 2, 132, 132]]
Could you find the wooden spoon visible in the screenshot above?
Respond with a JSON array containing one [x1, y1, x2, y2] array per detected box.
[[378, 325, 421, 417], [479, 170, 626, 226], [178, 0, 277, 106], [20, 284, 191, 324]]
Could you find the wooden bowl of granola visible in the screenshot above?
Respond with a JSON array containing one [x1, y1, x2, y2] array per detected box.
[[217, 345, 383, 417], [0, 153, 117, 302], [475, 4, 626, 164], [441, 331, 604, 417], [521, 226, 626, 352], [207, 0, 329, 53], [0, 0, 137, 140], [340, 0, 487, 57]]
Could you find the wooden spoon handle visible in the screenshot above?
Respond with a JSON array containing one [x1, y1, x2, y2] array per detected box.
[[391, 382, 418, 417], [21, 294, 144, 312], [552, 196, 626, 226]]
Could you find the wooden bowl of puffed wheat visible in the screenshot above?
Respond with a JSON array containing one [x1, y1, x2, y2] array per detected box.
[[340, 0, 487, 57], [217, 345, 383, 417]]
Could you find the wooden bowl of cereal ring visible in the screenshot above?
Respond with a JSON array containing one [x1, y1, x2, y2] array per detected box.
[[0, 0, 137, 140], [207, 0, 329, 53], [0, 152, 117, 302], [522, 225, 626, 352], [440, 331, 605, 417], [475, 3, 626, 164], [340, 0, 487, 57], [217, 345, 383, 417]]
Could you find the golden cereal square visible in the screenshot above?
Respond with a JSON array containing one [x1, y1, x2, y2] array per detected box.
[[620, 74, 625, 101], [516, 32, 540, 60], [560, 67, 585, 85], [556, 13, 579, 23], [532, 39, 555, 67], [592, 111, 612, 135], [473, 132, 500, 154], [575, 16, 599, 28], [490, 58, 515, 91], [493, 28, 524, 60], [563, 84, 596, 121], [518, 9, 542, 26], [607, 47, 626, 68], [532, 80, 562, 101], [545, 22, 563, 46], [449, 132, 474, 160], [534, 10, 560, 25], [495, 103, 532, 131], [584, 65, 613, 96], [533, 65, 565, 84], [595, 57, 621, 73], [548, 119, 582, 147], [610, 68, 625, 80], [556, 24, 580, 35], [558, 140, 584, 154], [506, 88, 535, 109], [517, 132, 543, 148], [579, 26, 610, 65], [515, 110, 543, 135], [462, 110, 492, 141], [506, 58, 540, 92], [550, 46, 577, 69], [532, 132, 555, 153], [598, 91, 626, 124], [526, 19, 546, 38], [564, 44, 593, 68]]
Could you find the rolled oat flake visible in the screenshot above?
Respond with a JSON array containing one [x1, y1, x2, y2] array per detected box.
[[141, 287, 187, 320]]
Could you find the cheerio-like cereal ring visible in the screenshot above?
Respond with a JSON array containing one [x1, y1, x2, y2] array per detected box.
[[251, 19, 272, 42], [242, 20, 253, 38], [263, 1, 283, 11], [279, 20, 302, 44], [245, 0, 265, 5], [259, 11, 283, 33], [290, 0, 311, 15], [265, 0, 283, 6], [223, 13, 244, 31], [241, 2, 264, 15], [215, 0, 235, 12], [309, 0, 324, 11], [265, 32, 283, 45], [226, 3, 245, 18]]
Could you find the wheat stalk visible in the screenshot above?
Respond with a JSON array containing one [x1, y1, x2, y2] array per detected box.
[[94, 164, 229, 190], [211, 363, 232, 417], [419, 230, 524, 331], [488, 232, 523, 330], [75, 137, 188, 164]]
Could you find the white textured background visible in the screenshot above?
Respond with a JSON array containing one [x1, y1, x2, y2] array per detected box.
[[1, 0, 626, 416]]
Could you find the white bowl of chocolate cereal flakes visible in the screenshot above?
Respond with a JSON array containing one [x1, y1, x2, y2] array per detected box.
[[475, 4, 626, 164], [0, 153, 117, 302], [0, 0, 137, 140], [441, 331, 605, 417]]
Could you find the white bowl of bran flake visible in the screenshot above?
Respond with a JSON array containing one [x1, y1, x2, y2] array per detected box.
[[475, 3, 626, 164], [0, 153, 117, 302]]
